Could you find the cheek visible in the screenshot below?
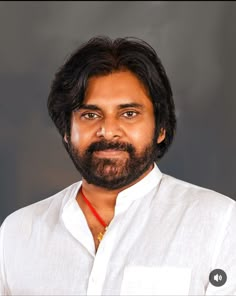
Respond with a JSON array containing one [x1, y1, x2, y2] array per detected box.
[[128, 125, 154, 151], [70, 126, 80, 144], [70, 123, 95, 150]]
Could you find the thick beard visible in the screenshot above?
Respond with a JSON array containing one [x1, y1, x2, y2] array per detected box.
[[66, 136, 159, 190]]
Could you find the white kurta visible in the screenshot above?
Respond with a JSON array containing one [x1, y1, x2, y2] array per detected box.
[[0, 164, 235, 295]]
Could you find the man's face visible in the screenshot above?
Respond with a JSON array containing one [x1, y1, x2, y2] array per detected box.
[[65, 70, 165, 190]]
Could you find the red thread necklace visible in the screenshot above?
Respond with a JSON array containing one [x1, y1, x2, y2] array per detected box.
[[80, 188, 108, 242]]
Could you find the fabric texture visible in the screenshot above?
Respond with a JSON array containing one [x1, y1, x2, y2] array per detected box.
[[0, 163, 235, 295]]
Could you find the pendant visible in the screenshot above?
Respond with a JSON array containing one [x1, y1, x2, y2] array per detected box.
[[97, 227, 107, 242], [97, 232, 104, 242]]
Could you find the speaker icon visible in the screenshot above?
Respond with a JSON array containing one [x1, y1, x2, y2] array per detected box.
[[209, 269, 227, 287], [213, 273, 223, 282]]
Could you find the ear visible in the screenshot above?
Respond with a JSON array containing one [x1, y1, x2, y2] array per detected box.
[[64, 134, 68, 143], [157, 128, 166, 144]]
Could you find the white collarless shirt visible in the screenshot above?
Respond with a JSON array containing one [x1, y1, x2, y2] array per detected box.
[[0, 164, 236, 295]]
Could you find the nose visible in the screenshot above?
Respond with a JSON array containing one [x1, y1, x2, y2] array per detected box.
[[96, 117, 122, 140]]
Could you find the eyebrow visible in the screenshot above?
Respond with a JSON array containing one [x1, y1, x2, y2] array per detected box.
[[78, 104, 101, 111], [78, 103, 144, 111]]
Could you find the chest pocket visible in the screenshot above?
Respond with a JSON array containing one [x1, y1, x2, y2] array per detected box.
[[120, 266, 192, 295]]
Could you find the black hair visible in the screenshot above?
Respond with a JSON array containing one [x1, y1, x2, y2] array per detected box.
[[47, 36, 176, 159]]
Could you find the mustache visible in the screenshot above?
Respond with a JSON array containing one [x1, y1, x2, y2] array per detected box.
[[86, 140, 135, 154]]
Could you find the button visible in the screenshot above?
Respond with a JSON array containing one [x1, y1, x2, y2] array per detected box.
[[209, 269, 227, 287]]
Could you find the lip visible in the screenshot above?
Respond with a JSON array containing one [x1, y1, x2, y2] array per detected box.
[[93, 150, 127, 157]]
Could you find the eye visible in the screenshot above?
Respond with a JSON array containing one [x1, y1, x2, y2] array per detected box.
[[122, 111, 139, 118], [81, 112, 100, 120]]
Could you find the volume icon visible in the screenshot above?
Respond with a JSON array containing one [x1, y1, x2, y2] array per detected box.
[[209, 269, 227, 287], [213, 273, 223, 282]]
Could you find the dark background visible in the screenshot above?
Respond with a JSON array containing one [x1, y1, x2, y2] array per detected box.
[[1, 1, 236, 223]]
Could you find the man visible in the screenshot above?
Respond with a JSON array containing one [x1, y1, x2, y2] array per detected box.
[[0, 36, 235, 296]]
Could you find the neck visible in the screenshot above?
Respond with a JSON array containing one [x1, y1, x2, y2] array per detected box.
[[79, 163, 154, 211]]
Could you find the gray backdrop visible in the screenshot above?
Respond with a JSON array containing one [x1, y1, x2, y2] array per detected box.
[[1, 1, 236, 223]]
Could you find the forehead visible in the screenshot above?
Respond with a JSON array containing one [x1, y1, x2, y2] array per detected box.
[[83, 70, 153, 108]]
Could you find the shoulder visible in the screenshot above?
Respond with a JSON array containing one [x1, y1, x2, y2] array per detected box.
[[159, 173, 235, 217], [156, 173, 236, 252], [0, 181, 81, 236]]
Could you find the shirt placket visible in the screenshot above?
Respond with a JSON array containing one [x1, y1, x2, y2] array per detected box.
[[86, 219, 118, 295]]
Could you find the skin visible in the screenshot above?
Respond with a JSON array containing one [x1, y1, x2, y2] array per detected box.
[[64, 70, 165, 250]]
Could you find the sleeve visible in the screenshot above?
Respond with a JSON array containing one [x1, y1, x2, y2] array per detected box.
[[205, 202, 236, 295], [0, 220, 10, 295]]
